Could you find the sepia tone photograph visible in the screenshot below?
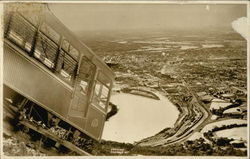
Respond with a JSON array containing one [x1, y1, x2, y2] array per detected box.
[[1, 1, 249, 157]]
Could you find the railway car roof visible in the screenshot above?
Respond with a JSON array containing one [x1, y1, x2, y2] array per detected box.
[[6, 3, 115, 79]]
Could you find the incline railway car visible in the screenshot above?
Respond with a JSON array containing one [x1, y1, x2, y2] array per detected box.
[[3, 3, 114, 155]]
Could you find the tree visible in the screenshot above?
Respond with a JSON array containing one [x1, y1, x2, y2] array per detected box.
[[216, 137, 232, 146]]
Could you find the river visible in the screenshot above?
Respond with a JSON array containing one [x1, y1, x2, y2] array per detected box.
[[102, 92, 179, 143]]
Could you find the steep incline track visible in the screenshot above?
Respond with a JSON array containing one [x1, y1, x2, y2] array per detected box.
[[3, 98, 91, 156]]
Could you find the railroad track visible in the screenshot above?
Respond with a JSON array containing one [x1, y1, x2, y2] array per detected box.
[[139, 80, 210, 147], [3, 99, 91, 156]]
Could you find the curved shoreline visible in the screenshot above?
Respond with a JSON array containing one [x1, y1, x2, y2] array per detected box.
[[117, 87, 186, 143], [104, 88, 180, 143]]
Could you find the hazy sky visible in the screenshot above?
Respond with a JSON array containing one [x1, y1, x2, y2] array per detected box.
[[49, 3, 247, 32]]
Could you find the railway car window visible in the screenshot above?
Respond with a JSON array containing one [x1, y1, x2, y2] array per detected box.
[[56, 39, 79, 85], [62, 39, 79, 60], [6, 13, 36, 53], [98, 72, 111, 87], [57, 50, 78, 83], [62, 39, 70, 51], [100, 85, 109, 108], [93, 72, 111, 109], [69, 57, 95, 114], [69, 45, 79, 60], [34, 23, 60, 69], [40, 22, 60, 44], [78, 57, 95, 94], [19, 11, 39, 27], [94, 83, 102, 96], [93, 82, 110, 109]]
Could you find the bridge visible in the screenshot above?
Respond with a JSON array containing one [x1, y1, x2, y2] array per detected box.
[[122, 87, 160, 100]]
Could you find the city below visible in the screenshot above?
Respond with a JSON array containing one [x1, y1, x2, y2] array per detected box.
[[80, 28, 247, 156]]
